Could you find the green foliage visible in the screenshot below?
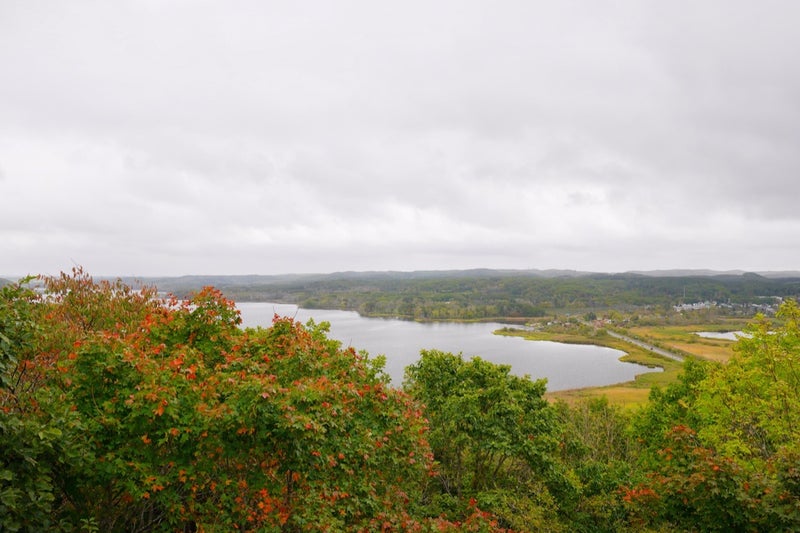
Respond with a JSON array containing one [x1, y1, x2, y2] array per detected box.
[[626, 300, 800, 531], [695, 300, 800, 459], [0, 279, 51, 531], [56, 284, 437, 530], [182, 271, 800, 319], [621, 425, 790, 532], [0, 276, 43, 403], [631, 358, 713, 457], [0, 400, 89, 532], [554, 398, 638, 532], [6, 268, 800, 532], [1, 269, 518, 532], [404, 350, 570, 529], [0, 277, 91, 532]]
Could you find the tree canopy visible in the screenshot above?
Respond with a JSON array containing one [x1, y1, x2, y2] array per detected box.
[[0, 269, 496, 531], [3, 269, 800, 531]]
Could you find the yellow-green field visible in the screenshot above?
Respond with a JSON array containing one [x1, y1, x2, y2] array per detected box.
[[497, 317, 754, 407], [626, 323, 744, 363], [497, 329, 685, 407]]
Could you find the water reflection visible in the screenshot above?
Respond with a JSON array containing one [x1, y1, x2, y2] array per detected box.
[[237, 302, 660, 391], [695, 331, 748, 341]]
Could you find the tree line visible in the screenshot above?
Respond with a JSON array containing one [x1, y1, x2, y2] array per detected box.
[[2, 269, 800, 531], [146, 271, 800, 320]]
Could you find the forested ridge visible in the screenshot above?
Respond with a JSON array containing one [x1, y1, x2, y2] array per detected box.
[[3, 269, 800, 531], [134, 271, 800, 320]]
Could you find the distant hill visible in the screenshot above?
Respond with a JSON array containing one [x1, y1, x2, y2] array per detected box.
[[4, 268, 797, 321], [122, 269, 800, 296], [118, 274, 305, 291], [117, 268, 800, 321], [131, 268, 800, 285], [627, 269, 748, 277], [756, 271, 800, 279], [118, 269, 593, 294], [627, 269, 800, 279]]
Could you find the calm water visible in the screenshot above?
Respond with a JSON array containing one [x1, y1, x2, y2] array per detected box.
[[695, 331, 748, 341], [237, 302, 659, 391]]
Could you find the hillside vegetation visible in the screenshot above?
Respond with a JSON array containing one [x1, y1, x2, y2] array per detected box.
[[3, 269, 800, 531], [137, 270, 800, 321]]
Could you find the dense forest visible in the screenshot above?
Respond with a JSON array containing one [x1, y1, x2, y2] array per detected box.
[[138, 270, 800, 321], [3, 269, 800, 531]]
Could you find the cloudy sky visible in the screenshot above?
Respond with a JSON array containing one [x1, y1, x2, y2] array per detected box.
[[2, 1, 799, 277]]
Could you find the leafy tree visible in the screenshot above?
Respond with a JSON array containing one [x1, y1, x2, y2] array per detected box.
[[621, 425, 783, 532], [49, 281, 437, 530], [554, 398, 638, 532], [625, 300, 800, 531], [695, 300, 800, 460], [630, 357, 713, 459], [0, 277, 39, 405], [16, 269, 800, 531], [0, 278, 90, 532], [2, 269, 516, 531], [404, 350, 570, 530]]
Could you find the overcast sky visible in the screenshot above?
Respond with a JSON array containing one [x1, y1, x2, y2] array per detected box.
[[2, 1, 799, 277]]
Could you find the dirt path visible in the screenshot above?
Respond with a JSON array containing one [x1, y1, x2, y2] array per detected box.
[[607, 330, 685, 362]]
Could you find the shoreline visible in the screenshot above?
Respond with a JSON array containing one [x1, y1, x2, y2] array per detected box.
[[494, 327, 686, 406]]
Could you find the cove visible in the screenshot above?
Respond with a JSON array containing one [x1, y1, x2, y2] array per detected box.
[[237, 302, 658, 391]]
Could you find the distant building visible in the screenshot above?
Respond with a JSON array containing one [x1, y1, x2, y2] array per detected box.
[[674, 301, 715, 312]]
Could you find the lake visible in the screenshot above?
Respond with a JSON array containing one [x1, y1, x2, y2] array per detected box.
[[237, 302, 659, 391]]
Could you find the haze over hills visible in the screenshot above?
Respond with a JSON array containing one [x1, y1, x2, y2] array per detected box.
[[113, 268, 800, 287], [3, 268, 800, 287], [626, 269, 800, 279], [59, 268, 794, 322]]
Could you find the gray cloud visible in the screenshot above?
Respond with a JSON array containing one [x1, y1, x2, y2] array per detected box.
[[1, 0, 799, 276]]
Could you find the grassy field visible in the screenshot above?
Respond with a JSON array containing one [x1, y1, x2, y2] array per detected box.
[[497, 328, 685, 407], [625, 322, 745, 363]]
